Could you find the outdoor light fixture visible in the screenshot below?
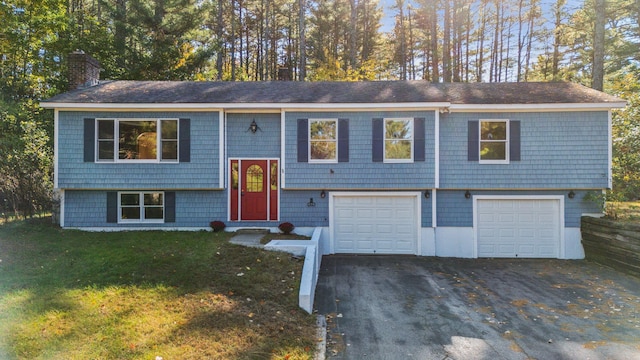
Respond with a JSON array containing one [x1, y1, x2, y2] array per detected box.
[[248, 119, 261, 133], [465, 190, 471, 199], [568, 191, 575, 199], [307, 197, 315, 207], [320, 190, 326, 199], [424, 190, 430, 199]]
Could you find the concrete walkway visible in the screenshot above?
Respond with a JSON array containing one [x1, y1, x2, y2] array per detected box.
[[229, 230, 266, 248]]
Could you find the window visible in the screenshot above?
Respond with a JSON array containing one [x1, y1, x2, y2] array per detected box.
[[96, 119, 178, 162], [118, 191, 164, 223], [480, 120, 509, 163], [309, 119, 337, 162], [384, 118, 413, 162]]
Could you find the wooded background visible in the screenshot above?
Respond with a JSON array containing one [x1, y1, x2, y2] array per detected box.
[[1, 0, 639, 217]]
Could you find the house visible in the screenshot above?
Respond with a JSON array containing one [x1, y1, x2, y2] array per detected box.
[[41, 53, 626, 259]]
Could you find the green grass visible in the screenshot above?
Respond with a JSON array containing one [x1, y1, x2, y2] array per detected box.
[[0, 218, 317, 359]]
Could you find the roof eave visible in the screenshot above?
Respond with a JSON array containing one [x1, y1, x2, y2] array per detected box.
[[39, 102, 452, 111], [40, 101, 628, 112], [450, 102, 628, 112]]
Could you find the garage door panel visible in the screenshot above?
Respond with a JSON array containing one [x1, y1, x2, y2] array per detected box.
[[336, 208, 354, 218], [497, 244, 516, 256], [477, 199, 561, 258], [333, 195, 418, 255], [537, 246, 557, 256]]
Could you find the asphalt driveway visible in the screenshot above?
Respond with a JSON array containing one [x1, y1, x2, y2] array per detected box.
[[314, 256, 640, 360]]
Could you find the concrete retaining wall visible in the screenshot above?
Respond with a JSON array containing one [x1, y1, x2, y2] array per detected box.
[[581, 216, 640, 276], [264, 227, 323, 313]]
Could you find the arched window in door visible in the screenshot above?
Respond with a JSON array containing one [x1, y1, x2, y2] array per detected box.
[[245, 165, 263, 192]]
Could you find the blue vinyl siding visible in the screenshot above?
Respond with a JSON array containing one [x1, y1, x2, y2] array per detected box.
[[227, 113, 281, 158], [421, 194, 433, 227], [437, 190, 474, 227], [279, 190, 433, 228], [58, 111, 220, 189], [436, 190, 602, 227], [280, 190, 330, 227], [64, 189, 593, 229], [284, 111, 436, 189], [439, 111, 609, 189], [64, 190, 226, 228]]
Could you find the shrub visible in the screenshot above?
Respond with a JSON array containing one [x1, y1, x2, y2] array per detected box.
[[278, 222, 295, 235], [209, 220, 226, 232]]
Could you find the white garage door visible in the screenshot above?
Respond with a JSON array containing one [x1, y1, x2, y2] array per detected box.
[[332, 194, 418, 254], [476, 198, 561, 258]]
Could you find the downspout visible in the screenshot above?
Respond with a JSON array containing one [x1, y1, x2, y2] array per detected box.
[[219, 109, 225, 188], [280, 110, 286, 189]]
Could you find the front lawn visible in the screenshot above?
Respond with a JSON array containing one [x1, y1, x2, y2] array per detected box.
[[0, 218, 317, 359]]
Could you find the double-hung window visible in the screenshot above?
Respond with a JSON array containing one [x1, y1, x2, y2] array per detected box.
[[384, 118, 413, 162], [309, 119, 337, 163], [479, 120, 509, 164], [96, 119, 178, 162], [119, 191, 164, 223]]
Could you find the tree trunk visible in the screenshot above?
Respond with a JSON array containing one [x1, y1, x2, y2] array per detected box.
[[408, 7, 415, 80], [430, 2, 439, 81], [592, 0, 605, 91], [477, 0, 486, 82], [443, 0, 451, 82], [490, 1, 500, 82], [216, 0, 224, 80], [517, 0, 525, 81], [552, 0, 565, 80], [524, 0, 536, 81], [115, 0, 127, 69], [230, 0, 236, 81], [465, 3, 471, 82], [298, 0, 306, 81], [349, 0, 357, 69]]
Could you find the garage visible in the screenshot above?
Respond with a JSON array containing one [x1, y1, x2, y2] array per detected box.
[[330, 193, 420, 254], [475, 197, 563, 258]]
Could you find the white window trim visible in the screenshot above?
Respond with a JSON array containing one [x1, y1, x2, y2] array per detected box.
[[384, 117, 414, 163], [95, 118, 179, 163], [118, 191, 165, 224], [479, 119, 510, 165], [308, 118, 338, 164]]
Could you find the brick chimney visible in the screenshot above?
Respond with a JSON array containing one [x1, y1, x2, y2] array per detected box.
[[277, 67, 291, 81], [68, 50, 100, 90]]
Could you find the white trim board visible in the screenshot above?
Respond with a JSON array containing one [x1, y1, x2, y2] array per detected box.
[[450, 103, 626, 112], [41, 101, 625, 112]]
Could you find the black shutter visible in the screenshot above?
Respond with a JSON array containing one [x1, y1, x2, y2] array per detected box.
[[372, 118, 384, 162], [338, 118, 349, 163], [468, 120, 479, 161], [106, 191, 118, 223], [297, 119, 308, 162], [510, 120, 521, 161], [414, 117, 425, 162], [165, 191, 176, 223], [84, 118, 95, 162], [179, 118, 190, 162]]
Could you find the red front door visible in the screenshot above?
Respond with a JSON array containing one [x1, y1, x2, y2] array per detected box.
[[230, 159, 278, 221], [241, 160, 267, 220]]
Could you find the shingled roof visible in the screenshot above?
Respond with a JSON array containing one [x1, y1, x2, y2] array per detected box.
[[42, 80, 625, 106]]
